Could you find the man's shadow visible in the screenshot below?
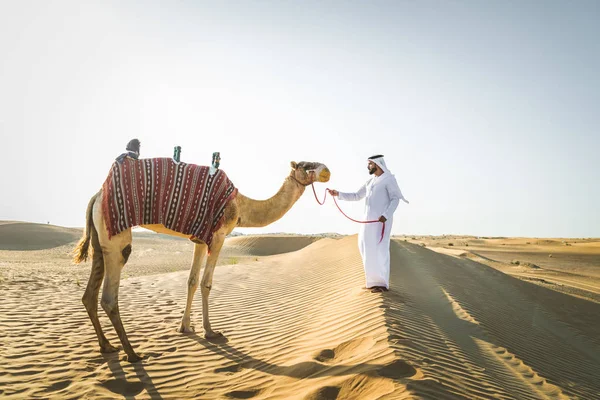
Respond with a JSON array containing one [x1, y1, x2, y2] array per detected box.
[[384, 240, 600, 399]]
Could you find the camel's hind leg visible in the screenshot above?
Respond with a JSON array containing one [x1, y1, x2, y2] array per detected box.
[[81, 223, 118, 353], [179, 242, 208, 333], [99, 230, 141, 362], [93, 202, 140, 362]]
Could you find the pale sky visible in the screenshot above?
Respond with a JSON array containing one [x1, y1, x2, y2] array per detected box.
[[1, 1, 598, 237]]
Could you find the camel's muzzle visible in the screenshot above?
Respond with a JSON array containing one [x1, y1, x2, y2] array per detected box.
[[318, 167, 330, 182]]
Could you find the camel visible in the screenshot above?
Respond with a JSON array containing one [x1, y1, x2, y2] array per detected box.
[[73, 160, 330, 362]]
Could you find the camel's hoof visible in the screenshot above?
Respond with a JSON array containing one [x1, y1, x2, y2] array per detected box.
[[126, 353, 143, 363], [178, 325, 195, 334], [100, 344, 119, 354], [205, 330, 223, 339]]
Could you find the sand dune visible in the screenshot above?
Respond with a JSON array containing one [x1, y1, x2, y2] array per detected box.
[[223, 235, 323, 256], [1, 225, 599, 399], [404, 236, 600, 303], [386, 240, 600, 399], [1, 235, 399, 399], [0, 221, 81, 250]]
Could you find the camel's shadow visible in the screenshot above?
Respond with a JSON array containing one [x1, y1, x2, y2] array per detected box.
[[186, 332, 413, 381], [96, 352, 164, 400], [94, 330, 412, 400]]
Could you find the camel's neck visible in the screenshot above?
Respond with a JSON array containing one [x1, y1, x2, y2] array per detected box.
[[235, 177, 306, 228]]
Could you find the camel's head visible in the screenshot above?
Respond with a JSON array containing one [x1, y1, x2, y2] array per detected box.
[[290, 161, 330, 185]]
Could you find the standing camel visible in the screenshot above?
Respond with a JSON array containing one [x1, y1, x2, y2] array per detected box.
[[73, 159, 330, 362]]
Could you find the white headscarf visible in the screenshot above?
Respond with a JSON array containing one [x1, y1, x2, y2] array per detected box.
[[369, 155, 408, 203], [369, 156, 391, 176]]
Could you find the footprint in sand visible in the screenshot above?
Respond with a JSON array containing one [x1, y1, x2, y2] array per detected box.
[[215, 364, 243, 374], [377, 360, 417, 379], [144, 351, 164, 359], [303, 386, 340, 400], [314, 349, 335, 363], [306, 375, 395, 399], [100, 379, 145, 397], [225, 388, 262, 399], [46, 380, 71, 392], [313, 336, 376, 364]]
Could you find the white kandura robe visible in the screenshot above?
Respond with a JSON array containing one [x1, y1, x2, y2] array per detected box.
[[338, 160, 407, 289]]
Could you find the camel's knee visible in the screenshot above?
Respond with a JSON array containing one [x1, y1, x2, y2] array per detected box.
[[200, 283, 212, 293], [82, 295, 91, 311], [188, 275, 200, 289], [122, 244, 132, 265], [101, 296, 118, 315], [82, 292, 96, 310], [200, 280, 212, 291]]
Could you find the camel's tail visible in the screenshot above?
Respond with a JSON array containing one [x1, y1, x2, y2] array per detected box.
[[73, 192, 99, 264]]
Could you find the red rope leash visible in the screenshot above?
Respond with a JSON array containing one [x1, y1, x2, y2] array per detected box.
[[311, 184, 385, 243]]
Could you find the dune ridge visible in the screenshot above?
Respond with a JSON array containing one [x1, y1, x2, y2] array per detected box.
[[223, 235, 324, 257]]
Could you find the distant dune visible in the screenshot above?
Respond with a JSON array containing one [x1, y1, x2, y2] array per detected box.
[[401, 235, 600, 303], [0, 221, 82, 250], [223, 235, 324, 256]]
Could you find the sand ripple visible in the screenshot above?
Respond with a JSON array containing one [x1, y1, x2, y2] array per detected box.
[[1, 235, 599, 398]]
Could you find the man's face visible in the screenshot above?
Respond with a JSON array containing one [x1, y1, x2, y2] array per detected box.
[[368, 161, 377, 175]]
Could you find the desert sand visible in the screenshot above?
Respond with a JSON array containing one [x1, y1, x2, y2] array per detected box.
[[402, 235, 600, 304], [1, 222, 599, 399]]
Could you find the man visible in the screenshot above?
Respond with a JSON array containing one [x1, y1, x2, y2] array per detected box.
[[328, 155, 409, 293]]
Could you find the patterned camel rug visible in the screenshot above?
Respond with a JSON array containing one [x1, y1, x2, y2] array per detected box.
[[102, 157, 237, 247]]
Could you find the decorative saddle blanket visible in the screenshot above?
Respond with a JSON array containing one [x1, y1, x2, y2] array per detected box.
[[102, 157, 237, 247]]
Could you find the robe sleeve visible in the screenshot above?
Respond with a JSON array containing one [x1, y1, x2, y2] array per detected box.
[[338, 182, 367, 201], [382, 178, 405, 220]]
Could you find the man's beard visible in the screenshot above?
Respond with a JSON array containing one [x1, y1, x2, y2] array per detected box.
[[368, 166, 377, 175]]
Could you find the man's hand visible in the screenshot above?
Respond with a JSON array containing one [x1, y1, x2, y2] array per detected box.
[[379, 216, 387, 223], [328, 189, 339, 197]]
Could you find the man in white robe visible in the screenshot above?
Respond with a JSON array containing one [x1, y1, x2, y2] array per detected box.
[[328, 155, 409, 292]]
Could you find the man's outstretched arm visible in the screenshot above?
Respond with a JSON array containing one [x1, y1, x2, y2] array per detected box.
[[329, 182, 367, 201]]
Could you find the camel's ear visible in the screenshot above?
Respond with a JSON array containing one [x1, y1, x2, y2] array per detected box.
[[290, 161, 298, 170]]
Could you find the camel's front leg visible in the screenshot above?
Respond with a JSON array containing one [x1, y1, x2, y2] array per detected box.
[[178, 243, 208, 333], [201, 232, 226, 339]]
